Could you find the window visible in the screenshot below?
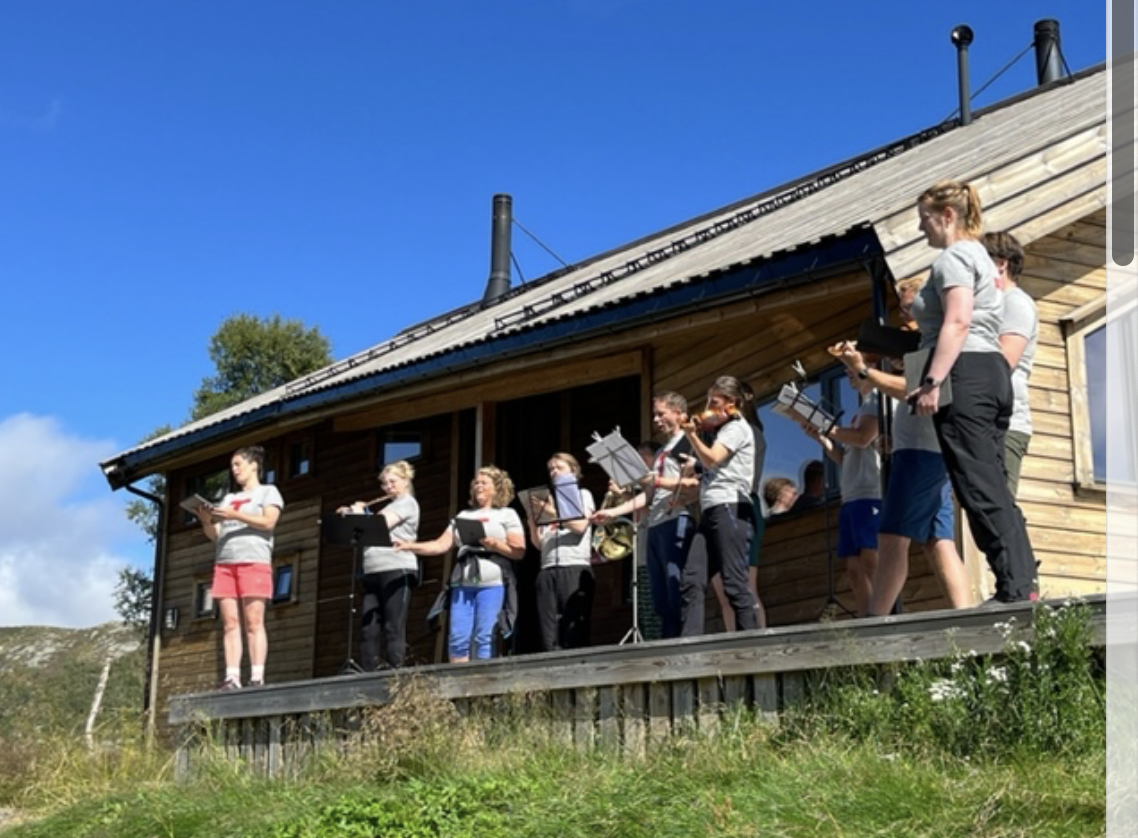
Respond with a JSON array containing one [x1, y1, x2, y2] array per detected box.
[[272, 562, 296, 605], [194, 580, 215, 619], [287, 439, 312, 479], [263, 449, 278, 485], [380, 430, 424, 466], [757, 364, 850, 502], [182, 467, 229, 526], [1065, 294, 1138, 490]]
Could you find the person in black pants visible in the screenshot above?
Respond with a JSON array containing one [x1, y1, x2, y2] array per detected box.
[[679, 375, 767, 635], [526, 452, 596, 651], [340, 460, 421, 668], [907, 180, 1038, 603]]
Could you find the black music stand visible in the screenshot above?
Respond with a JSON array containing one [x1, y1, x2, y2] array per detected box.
[[322, 514, 391, 675]]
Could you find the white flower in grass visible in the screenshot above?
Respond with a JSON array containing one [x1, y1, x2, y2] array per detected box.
[[1016, 640, 1032, 654], [929, 679, 965, 702], [986, 665, 1008, 684], [994, 619, 1017, 638], [950, 660, 965, 675]]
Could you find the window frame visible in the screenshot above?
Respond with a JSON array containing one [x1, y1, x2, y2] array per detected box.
[[1063, 291, 1136, 495], [270, 553, 300, 607]]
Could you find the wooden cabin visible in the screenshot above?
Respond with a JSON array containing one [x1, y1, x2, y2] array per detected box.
[[100, 65, 1112, 726]]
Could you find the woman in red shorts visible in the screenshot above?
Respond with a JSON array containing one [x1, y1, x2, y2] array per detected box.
[[194, 445, 283, 690]]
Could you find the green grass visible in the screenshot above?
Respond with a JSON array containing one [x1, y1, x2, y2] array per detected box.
[[0, 601, 1107, 838]]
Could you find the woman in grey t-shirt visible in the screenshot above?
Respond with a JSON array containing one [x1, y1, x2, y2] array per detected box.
[[339, 460, 420, 670], [679, 375, 765, 634], [908, 180, 1037, 604], [194, 445, 283, 691]]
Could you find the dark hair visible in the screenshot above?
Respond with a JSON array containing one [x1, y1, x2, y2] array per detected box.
[[230, 445, 266, 492], [708, 375, 764, 432], [982, 231, 1024, 280]]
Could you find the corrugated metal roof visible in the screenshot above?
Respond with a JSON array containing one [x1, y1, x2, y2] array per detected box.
[[102, 67, 1107, 482]]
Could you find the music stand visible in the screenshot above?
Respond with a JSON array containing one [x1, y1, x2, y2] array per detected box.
[[816, 496, 856, 621], [616, 515, 645, 645], [322, 514, 391, 674]]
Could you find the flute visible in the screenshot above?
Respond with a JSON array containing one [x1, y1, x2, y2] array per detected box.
[[338, 494, 392, 515]]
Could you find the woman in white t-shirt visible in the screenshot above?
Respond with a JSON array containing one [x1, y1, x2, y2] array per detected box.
[[525, 452, 596, 651], [193, 445, 283, 691], [339, 460, 420, 670], [396, 466, 525, 662]]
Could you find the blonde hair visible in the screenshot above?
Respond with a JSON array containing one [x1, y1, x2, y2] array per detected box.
[[918, 180, 983, 238], [548, 452, 582, 478], [473, 465, 515, 508], [380, 460, 416, 494]]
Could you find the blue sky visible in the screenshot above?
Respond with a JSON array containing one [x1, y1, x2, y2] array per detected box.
[[0, 2, 1107, 627]]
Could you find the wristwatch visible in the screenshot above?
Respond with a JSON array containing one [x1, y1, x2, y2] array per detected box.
[[856, 367, 870, 380], [923, 376, 942, 388]]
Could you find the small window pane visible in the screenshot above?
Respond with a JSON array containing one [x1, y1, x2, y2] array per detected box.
[[195, 581, 214, 618], [289, 441, 311, 478], [272, 565, 294, 604], [382, 432, 422, 466], [1087, 324, 1108, 483]]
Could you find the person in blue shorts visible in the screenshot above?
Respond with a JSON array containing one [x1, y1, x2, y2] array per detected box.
[[829, 279, 972, 614], [799, 369, 881, 616]]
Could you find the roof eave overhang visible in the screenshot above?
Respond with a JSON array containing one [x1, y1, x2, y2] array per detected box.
[[101, 225, 884, 490]]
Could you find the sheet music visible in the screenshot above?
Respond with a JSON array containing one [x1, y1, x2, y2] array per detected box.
[[518, 486, 557, 525], [586, 427, 651, 489], [551, 474, 586, 521], [771, 383, 839, 434]]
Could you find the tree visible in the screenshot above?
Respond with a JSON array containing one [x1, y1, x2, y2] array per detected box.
[[192, 314, 333, 421], [125, 314, 333, 541], [124, 425, 172, 543], [113, 567, 153, 631]]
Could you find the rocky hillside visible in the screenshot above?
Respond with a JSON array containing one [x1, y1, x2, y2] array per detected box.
[[0, 622, 146, 736]]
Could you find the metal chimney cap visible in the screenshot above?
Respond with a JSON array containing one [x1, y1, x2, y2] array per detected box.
[[950, 24, 974, 47]]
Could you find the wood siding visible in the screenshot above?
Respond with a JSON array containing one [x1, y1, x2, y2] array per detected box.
[[153, 210, 1109, 729]]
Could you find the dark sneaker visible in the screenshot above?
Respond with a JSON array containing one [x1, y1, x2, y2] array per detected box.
[[249, 680, 264, 688], [218, 678, 242, 692]]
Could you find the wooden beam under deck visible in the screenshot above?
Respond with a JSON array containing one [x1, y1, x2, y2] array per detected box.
[[170, 594, 1107, 725]]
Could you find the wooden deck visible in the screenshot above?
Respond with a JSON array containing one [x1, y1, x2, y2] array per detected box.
[[168, 595, 1109, 778]]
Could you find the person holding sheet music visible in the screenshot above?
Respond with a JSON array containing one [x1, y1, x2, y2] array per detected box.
[[394, 466, 525, 663], [909, 180, 1037, 604], [337, 460, 420, 670], [192, 445, 283, 691], [679, 375, 767, 634], [525, 453, 597, 651], [830, 336, 972, 613], [797, 372, 881, 617], [592, 392, 698, 639]]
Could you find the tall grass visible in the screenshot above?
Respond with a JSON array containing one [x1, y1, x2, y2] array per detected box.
[[1, 600, 1106, 837]]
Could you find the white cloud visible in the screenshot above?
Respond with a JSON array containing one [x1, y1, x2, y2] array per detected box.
[[0, 413, 151, 628]]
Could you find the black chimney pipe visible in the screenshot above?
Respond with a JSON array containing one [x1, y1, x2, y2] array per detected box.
[[1034, 19, 1063, 85], [951, 24, 974, 126], [482, 194, 512, 304]]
